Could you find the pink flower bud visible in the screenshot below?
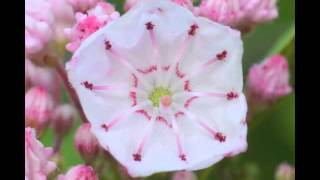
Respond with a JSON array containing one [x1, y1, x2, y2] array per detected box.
[[25, 87, 54, 133], [64, 2, 120, 52], [25, 0, 54, 57], [52, 104, 76, 137], [25, 128, 57, 179], [275, 163, 295, 180], [67, 0, 100, 12], [247, 55, 292, 103], [172, 171, 198, 180], [57, 164, 98, 180], [74, 123, 100, 162], [25, 61, 61, 102]]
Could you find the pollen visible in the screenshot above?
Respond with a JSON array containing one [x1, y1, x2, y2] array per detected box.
[[148, 87, 171, 107]]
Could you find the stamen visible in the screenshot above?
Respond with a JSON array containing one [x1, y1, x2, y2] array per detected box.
[[101, 101, 150, 131], [172, 103, 226, 143], [167, 108, 187, 161], [133, 110, 156, 161], [81, 81, 112, 91], [156, 116, 172, 128], [184, 96, 198, 108], [226, 91, 238, 100], [188, 24, 199, 36], [216, 50, 227, 60], [104, 39, 152, 90], [129, 91, 137, 107]]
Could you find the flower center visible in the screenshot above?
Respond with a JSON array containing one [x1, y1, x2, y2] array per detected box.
[[148, 87, 172, 107]]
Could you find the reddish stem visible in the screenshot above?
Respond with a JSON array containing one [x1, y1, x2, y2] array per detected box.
[[55, 62, 88, 123]]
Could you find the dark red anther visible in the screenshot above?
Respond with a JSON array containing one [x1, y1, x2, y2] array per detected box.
[[226, 92, 238, 100], [215, 132, 226, 142], [188, 24, 199, 36], [216, 50, 227, 60], [179, 154, 187, 161], [101, 124, 109, 131], [145, 22, 155, 30], [82, 81, 93, 90], [133, 153, 141, 161], [104, 40, 112, 50]]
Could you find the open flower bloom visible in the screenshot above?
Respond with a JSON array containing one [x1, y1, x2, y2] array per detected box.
[[67, 0, 247, 177], [25, 0, 54, 57], [247, 54, 292, 103], [195, 0, 278, 32], [25, 128, 56, 180], [64, 2, 120, 52]]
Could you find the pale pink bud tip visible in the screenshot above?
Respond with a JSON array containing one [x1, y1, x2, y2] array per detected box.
[[247, 54, 292, 103], [172, 171, 198, 180], [52, 104, 75, 137], [25, 128, 57, 179], [57, 164, 98, 180], [25, 86, 54, 133], [275, 163, 295, 180], [74, 123, 100, 162]]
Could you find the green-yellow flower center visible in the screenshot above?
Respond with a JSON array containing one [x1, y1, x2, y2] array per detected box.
[[148, 87, 171, 107]]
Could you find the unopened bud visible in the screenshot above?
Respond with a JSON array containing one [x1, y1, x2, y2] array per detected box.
[[275, 163, 295, 180], [52, 104, 75, 138], [74, 123, 100, 162]]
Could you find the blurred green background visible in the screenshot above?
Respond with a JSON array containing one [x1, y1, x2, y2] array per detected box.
[[42, 0, 295, 179]]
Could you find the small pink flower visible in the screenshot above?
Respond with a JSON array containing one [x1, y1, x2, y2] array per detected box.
[[275, 162, 295, 180], [247, 54, 292, 103], [64, 2, 120, 52], [57, 164, 98, 180], [25, 86, 55, 132], [52, 104, 76, 138], [74, 123, 100, 162], [172, 171, 197, 180], [25, 0, 54, 56], [196, 0, 278, 32], [67, 0, 247, 177], [25, 127, 57, 179], [125, 0, 194, 11], [67, 0, 100, 12]]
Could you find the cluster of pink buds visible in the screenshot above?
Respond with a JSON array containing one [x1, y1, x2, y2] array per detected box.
[[64, 2, 120, 52], [194, 0, 279, 32], [57, 164, 99, 180], [125, 0, 194, 11], [25, 128, 57, 179], [246, 54, 292, 104]]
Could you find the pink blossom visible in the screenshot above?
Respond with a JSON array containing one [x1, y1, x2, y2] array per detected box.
[[172, 171, 197, 180], [74, 123, 100, 162], [66, 0, 100, 12], [25, 127, 56, 180], [64, 2, 120, 52], [25, 0, 54, 57], [24, 59, 61, 101], [49, 0, 75, 44], [195, 0, 278, 32], [25, 86, 55, 133], [247, 54, 292, 103], [57, 164, 98, 180], [52, 104, 76, 138], [67, 0, 247, 177], [124, 0, 194, 11], [275, 163, 295, 180]]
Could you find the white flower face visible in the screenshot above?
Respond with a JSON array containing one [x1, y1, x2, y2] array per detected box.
[[67, 0, 247, 177]]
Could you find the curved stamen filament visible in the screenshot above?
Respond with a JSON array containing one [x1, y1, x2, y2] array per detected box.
[[133, 109, 156, 161], [172, 103, 225, 142], [102, 101, 151, 131], [105, 42, 152, 90]]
